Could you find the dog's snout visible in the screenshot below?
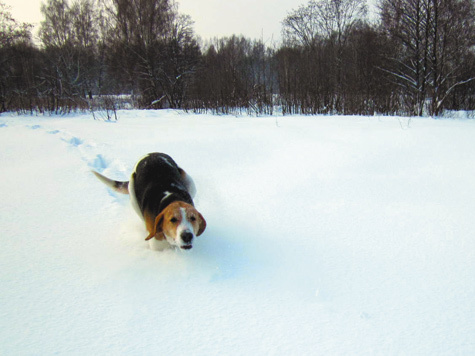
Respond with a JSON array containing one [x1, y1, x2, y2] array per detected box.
[[181, 231, 193, 244]]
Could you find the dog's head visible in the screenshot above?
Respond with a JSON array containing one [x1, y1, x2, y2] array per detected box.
[[145, 201, 206, 250]]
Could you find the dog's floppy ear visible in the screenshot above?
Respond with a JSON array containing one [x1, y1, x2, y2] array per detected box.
[[197, 212, 207, 236], [145, 213, 164, 241]]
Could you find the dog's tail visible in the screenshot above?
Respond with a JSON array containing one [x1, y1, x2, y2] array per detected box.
[[92, 171, 129, 194]]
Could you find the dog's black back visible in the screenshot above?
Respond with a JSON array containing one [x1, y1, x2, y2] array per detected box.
[[132, 153, 193, 217]]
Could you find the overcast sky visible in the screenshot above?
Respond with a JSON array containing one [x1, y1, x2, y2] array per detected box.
[[4, 0, 305, 43]]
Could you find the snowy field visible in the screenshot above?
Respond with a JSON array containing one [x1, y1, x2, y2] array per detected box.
[[1, 110, 474, 355]]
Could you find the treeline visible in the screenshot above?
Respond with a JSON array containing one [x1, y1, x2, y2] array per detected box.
[[1, 0, 475, 116]]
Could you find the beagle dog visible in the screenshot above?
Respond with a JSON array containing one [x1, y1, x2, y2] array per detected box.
[[93, 153, 206, 250]]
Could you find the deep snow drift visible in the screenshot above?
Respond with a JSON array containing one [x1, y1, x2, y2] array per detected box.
[[0, 110, 474, 355]]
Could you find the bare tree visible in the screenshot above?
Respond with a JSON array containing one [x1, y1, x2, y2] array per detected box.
[[39, 0, 104, 111], [188, 36, 275, 115], [104, 0, 199, 108], [152, 13, 201, 108], [283, 0, 367, 45], [282, 1, 321, 47], [380, 0, 475, 116], [283, 0, 367, 112], [429, 0, 475, 115], [0, 2, 34, 112], [0, 2, 32, 47]]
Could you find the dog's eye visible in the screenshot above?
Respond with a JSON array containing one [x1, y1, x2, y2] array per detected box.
[[170, 217, 178, 223], [190, 216, 196, 222]]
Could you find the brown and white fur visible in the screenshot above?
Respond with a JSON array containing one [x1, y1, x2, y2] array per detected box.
[[93, 153, 206, 251]]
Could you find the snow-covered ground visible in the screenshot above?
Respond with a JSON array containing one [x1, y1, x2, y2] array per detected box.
[[1, 110, 474, 355]]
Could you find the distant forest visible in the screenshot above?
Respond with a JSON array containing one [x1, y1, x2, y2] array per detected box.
[[1, 0, 475, 116]]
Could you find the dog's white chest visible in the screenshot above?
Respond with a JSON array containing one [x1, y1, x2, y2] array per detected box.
[[148, 238, 173, 251]]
